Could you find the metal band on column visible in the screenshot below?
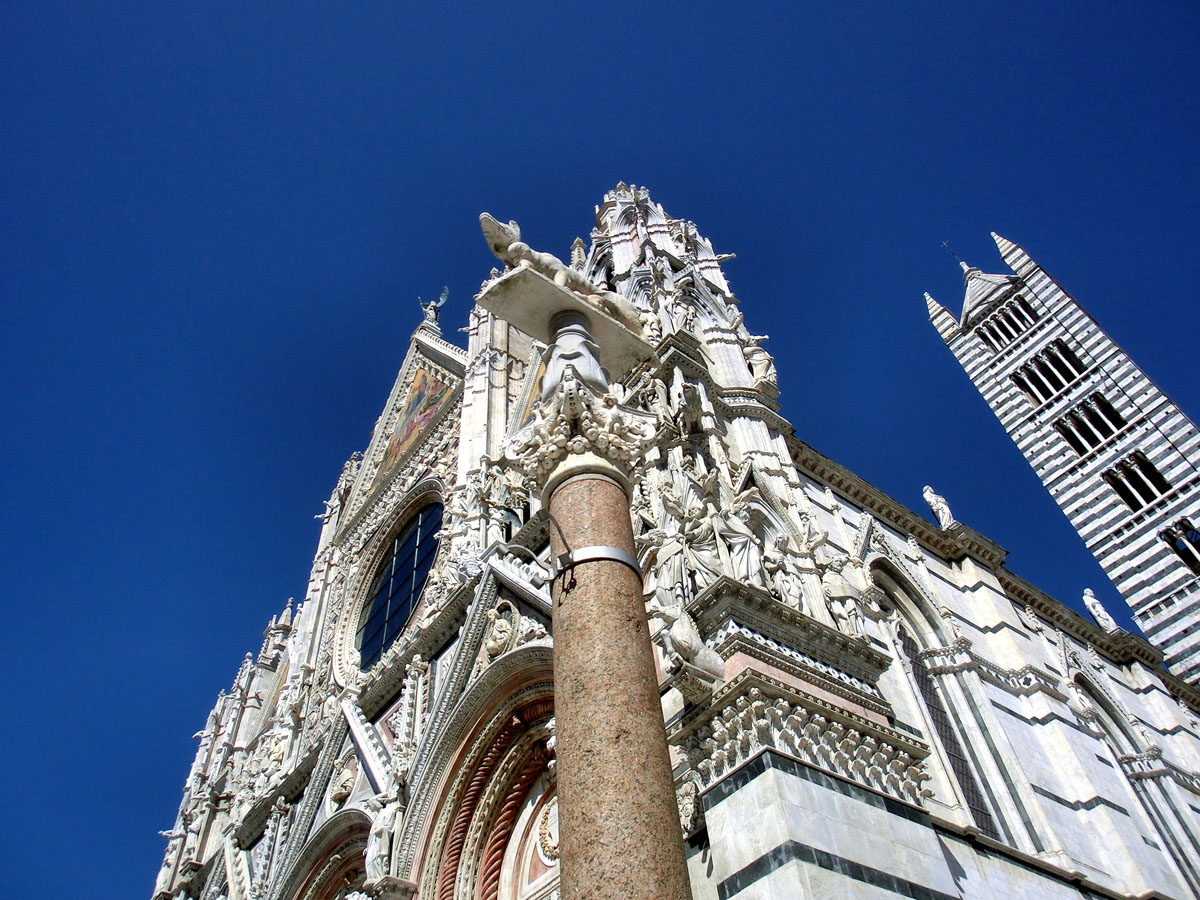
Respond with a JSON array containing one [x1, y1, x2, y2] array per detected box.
[[550, 545, 642, 580]]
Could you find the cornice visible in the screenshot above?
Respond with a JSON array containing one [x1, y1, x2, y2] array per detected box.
[[788, 437, 1008, 568], [788, 433, 1186, 682], [996, 568, 1167, 671], [782, 436, 1195, 691], [411, 326, 468, 373], [689, 576, 892, 684]]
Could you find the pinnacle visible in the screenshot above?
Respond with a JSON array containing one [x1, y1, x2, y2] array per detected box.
[[991, 232, 1018, 256]]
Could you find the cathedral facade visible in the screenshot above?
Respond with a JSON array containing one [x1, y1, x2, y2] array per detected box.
[[926, 242, 1200, 683], [155, 187, 1200, 900]]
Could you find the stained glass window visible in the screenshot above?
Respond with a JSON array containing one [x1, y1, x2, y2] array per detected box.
[[357, 503, 443, 668]]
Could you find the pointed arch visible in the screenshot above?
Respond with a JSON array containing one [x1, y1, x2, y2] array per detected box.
[[585, 243, 613, 287], [395, 645, 556, 900], [867, 558, 1003, 840], [867, 556, 949, 648], [1072, 675, 1200, 895], [1071, 672, 1138, 753], [277, 808, 371, 900]]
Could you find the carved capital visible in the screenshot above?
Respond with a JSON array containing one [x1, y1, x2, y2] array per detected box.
[[504, 369, 657, 498]]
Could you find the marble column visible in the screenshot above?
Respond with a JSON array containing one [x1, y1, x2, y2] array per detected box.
[[547, 466, 693, 900], [476, 232, 692, 900]]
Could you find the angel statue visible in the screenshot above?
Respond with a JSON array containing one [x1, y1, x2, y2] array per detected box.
[[419, 286, 449, 325]]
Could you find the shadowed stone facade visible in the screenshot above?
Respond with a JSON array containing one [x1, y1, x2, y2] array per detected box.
[[154, 187, 1200, 900]]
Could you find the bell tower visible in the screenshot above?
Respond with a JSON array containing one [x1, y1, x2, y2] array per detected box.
[[927, 234, 1200, 680]]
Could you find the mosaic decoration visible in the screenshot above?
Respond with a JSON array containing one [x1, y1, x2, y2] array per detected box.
[[371, 368, 455, 492]]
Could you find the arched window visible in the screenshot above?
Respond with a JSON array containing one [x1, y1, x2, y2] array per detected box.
[[872, 566, 1003, 840], [357, 502, 443, 668], [1162, 519, 1200, 576], [893, 621, 1001, 839], [1074, 677, 1200, 895]]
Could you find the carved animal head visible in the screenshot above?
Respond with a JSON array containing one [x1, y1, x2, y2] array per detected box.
[[479, 213, 521, 261]]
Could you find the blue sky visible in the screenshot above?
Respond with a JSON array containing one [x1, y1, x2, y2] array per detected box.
[[3, 3, 1198, 897]]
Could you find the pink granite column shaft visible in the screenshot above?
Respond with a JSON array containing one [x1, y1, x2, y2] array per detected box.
[[548, 472, 693, 900]]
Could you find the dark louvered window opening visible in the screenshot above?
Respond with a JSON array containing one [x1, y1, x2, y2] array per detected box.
[[898, 625, 1002, 840], [357, 503, 443, 669]]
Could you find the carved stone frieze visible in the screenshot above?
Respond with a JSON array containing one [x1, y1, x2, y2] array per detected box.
[[919, 639, 1067, 701], [673, 674, 932, 805], [1119, 747, 1200, 796]]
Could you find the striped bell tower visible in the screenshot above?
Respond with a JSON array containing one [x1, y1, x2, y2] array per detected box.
[[927, 234, 1200, 681]]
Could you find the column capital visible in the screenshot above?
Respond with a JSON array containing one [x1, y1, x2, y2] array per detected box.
[[504, 369, 657, 503]]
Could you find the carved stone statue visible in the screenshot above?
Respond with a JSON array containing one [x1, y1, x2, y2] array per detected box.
[[364, 794, 401, 886], [1067, 679, 1097, 718], [764, 535, 805, 610], [676, 778, 703, 835], [674, 380, 706, 436], [1083, 588, 1119, 633], [641, 498, 688, 608], [329, 756, 356, 809], [667, 489, 721, 596], [794, 511, 828, 559], [648, 596, 725, 683], [155, 828, 184, 895], [484, 600, 547, 663], [714, 498, 765, 588], [481, 458, 523, 543], [479, 213, 644, 335], [922, 485, 956, 529], [420, 286, 448, 324], [639, 306, 662, 343], [743, 336, 777, 384], [153, 857, 176, 897], [822, 556, 864, 636], [485, 605, 515, 659], [182, 806, 204, 860]]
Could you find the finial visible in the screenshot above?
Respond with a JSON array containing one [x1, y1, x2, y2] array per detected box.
[[940, 240, 962, 264], [570, 237, 587, 270]]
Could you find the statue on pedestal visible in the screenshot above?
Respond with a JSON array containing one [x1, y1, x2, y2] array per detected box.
[[479, 213, 645, 336], [1083, 588, 1119, 633], [764, 535, 805, 610], [364, 793, 402, 887], [922, 485, 956, 529]]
